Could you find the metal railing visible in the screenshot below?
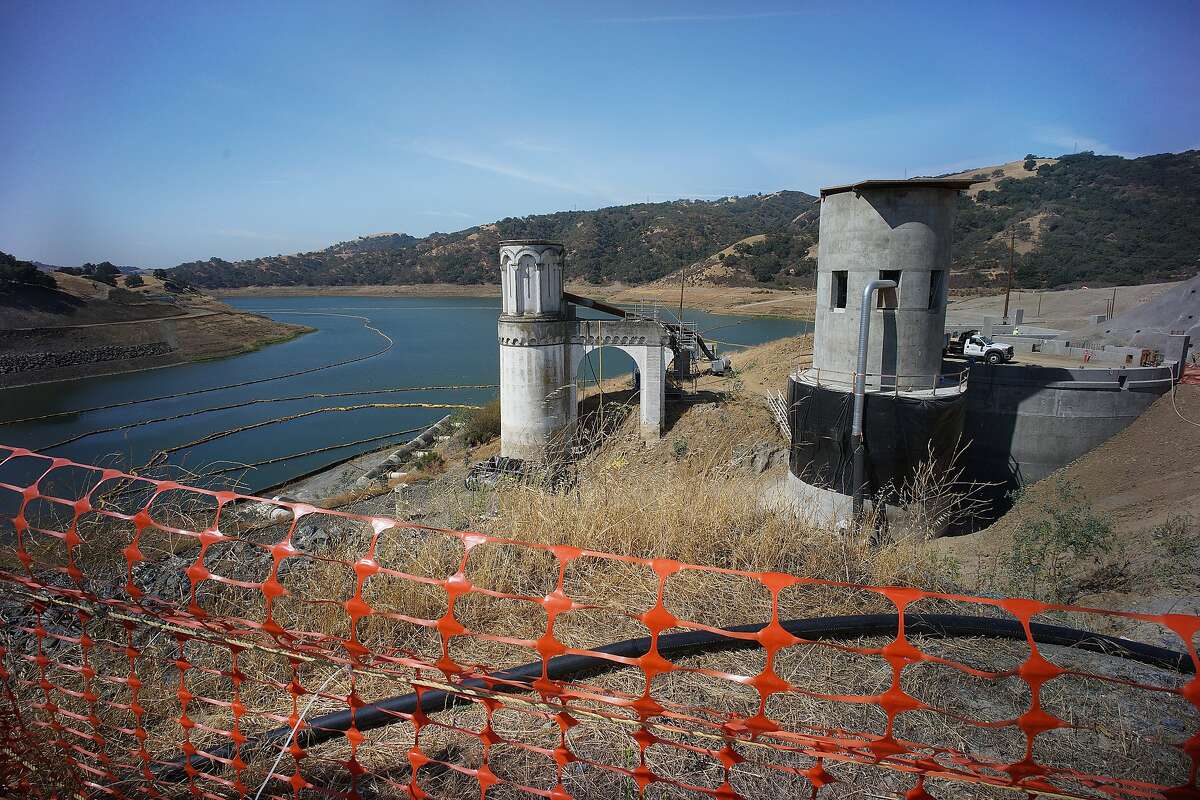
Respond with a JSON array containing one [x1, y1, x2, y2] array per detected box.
[[626, 299, 664, 321], [802, 365, 970, 396]]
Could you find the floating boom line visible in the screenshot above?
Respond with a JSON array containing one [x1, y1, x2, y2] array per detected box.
[[204, 425, 430, 477], [135, 401, 479, 474], [39, 384, 497, 451]]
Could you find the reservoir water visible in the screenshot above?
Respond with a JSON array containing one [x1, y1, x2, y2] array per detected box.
[[0, 296, 810, 492]]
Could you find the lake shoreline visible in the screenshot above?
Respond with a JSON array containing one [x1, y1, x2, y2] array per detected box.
[[212, 283, 818, 321], [0, 310, 312, 389], [4, 296, 810, 492]]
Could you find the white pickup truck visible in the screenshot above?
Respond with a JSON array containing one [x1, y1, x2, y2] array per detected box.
[[945, 330, 1015, 364]]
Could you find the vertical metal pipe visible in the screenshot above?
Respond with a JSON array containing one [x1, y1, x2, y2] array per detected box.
[[1003, 229, 1015, 323], [851, 279, 897, 518]]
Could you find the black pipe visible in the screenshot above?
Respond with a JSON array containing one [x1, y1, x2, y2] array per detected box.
[[563, 291, 629, 320], [158, 613, 1194, 781]]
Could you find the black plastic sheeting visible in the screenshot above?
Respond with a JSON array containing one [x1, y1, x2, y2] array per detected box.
[[788, 378, 967, 497]]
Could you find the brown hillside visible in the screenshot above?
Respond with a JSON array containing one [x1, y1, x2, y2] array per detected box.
[[940, 157, 1059, 197], [938, 381, 1200, 637]]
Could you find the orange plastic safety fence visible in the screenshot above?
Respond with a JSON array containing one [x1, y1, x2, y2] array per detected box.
[[0, 444, 1198, 800]]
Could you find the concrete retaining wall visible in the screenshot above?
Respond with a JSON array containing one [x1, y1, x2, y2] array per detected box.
[[962, 362, 1174, 503], [1031, 339, 1152, 365]]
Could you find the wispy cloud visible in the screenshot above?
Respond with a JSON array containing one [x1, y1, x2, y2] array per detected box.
[[406, 138, 605, 197], [503, 137, 564, 155], [597, 11, 808, 23], [1034, 127, 1134, 158]]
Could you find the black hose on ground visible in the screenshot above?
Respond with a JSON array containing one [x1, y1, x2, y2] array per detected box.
[[158, 612, 1194, 781]]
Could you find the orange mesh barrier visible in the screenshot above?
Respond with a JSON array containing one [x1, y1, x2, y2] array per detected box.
[[0, 444, 1198, 799]]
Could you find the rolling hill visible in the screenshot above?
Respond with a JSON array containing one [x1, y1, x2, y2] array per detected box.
[[167, 150, 1200, 291], [171, 192, 818, 288]]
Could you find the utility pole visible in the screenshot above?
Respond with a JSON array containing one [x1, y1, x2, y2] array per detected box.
[[598, 321, 604, 430], [1002, 229, 1015, 323], [679, 261, 686, 323]]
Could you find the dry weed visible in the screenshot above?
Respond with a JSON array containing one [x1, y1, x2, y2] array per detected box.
[[2, 380, 1194, 799]]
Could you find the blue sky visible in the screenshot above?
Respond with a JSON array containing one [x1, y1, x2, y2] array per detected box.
[[2, 1, 1197, 268]]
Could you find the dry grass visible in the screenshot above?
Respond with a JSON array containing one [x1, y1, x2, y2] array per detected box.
[[2, 348, 1197, 798]]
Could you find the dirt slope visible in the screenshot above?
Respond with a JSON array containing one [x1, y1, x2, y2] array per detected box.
[[945, 280, 1183, 331], [1064, 273, 1200, 348], [650, 234, 769, 288], [938, 157, 1059, 197], [937, 381, 1200, 628], [0, 273, 189, 329]]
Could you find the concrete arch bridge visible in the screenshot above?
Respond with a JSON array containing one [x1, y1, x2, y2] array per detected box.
[[495, 240, 716, 463]]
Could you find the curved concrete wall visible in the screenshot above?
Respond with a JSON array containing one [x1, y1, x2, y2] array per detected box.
[[815, 186, 957, 388], [962, 362, 1174, 493]]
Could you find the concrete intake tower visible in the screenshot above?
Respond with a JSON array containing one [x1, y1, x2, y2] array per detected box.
[[785, 179, 973, 519], [497, 240, 672, 463]]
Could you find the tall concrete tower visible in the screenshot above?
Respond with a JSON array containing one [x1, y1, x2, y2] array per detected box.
[[497, 240, 574, 462], [786, 179, 973, 519]]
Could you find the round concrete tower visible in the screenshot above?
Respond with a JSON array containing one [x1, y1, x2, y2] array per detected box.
[[787, 179, 973, 519], [497, 240, 574, 462]]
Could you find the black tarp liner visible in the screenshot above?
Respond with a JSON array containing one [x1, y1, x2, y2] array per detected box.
[[788, 378, 967, 496]]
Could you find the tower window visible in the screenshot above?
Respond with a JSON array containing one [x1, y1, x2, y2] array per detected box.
[[878, 270, 901, 308], [928, 270, 945, 310], [832, 271, 848, 309]]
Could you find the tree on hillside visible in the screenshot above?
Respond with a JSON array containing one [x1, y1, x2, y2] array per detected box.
[[0, 252, 57, 289], [171, 192, 821, 288], [163, 275, 195, 293], [84, 262, 122, 286], [159, 152, 1199, 291], [124, 274, 145, 287]]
